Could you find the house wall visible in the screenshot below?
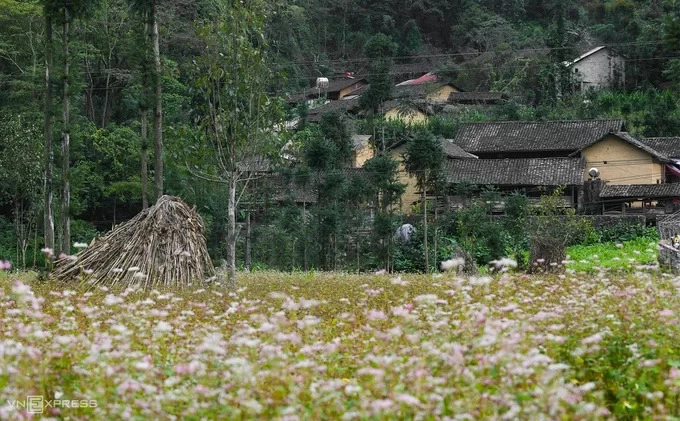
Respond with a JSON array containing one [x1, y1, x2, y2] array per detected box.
[[336, 81, 367, 100], [571, 48, 625, 91], [581, 135, 665, 185], [427, 85, 459, 102], [390, 144, 420, 213], [385, 108, 427, 125], [353, 144, 375, 168]]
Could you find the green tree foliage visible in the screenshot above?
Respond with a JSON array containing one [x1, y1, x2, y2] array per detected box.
[[359, 34, 397, 113], [192, 0, 281, 286]]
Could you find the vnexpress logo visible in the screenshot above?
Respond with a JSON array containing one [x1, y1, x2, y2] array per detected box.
[[7, 396, 97, 413]]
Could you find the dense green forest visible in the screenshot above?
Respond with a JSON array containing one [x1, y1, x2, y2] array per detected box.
[[1, 0, 679, 274]]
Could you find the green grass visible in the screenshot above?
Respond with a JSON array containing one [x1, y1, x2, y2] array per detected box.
[[566, 236, 659, 273]]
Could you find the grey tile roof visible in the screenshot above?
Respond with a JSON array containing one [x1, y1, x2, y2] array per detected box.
[[306, 99, 360, 122], [453, 119, 626, 154], [443, 158, 586, 186], [600, 183, 680, 198], [448, 92, 508, 104], [440, 139, 478, 159], [393, 82, 460, 99], [570, 132, 669, 161], [640, 137, 680, 158]]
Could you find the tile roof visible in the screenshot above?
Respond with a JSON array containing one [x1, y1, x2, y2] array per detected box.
[[566, 46, 608, 66], [443, 158, 586, 186], [570, 132, 670, 162], [287, 78, 367, 103], [306, 98, 360, 122], [448, 92, 508, 104], [453, 119, 626, 154], [440, 139, 478, 159], [393, 82, 460, 99], [599, 183, 680, 198], [639, 137, 680, 158]]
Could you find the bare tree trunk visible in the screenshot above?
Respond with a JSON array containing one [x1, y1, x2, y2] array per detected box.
[[433, 191, 438, 267], [303, 199, 308, 271], [43, 14, 55, 253], [150, 4, 163, 199], [141, 107, 149, 208], [226, 176, 237, 287], [423, 190, 428, 273], [244, 210, 251, 272], [60, 10, 71, 256]]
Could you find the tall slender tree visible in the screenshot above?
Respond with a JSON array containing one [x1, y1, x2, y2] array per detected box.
[[149, 1, 162, 199], [44, 0, 97, 254], [128, 0, 163, 200], [43, 7, 55, 253], [60, 2, 71, 255]]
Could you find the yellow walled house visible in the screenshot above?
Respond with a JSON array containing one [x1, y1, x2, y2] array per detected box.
[[570, 132, 669, 185], [390, 138, 478, 213], [383, 100, 428, 125], [351, 135, 375, 168]]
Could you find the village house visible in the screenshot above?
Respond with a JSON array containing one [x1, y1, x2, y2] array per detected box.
[[287, 77, 368, 105], [566, 46, 626, 92], [391, 138, 478, 213], [448, 119, 680, 219], [452, 119, 626, 159]]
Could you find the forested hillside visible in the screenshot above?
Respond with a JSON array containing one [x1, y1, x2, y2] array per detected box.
[[1, 0, 679, 272]]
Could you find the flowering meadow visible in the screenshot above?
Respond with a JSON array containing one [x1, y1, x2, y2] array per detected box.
[[1, 265, 680, 419]]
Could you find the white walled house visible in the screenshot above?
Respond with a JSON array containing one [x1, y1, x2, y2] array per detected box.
[[567, 46, 625, 91]]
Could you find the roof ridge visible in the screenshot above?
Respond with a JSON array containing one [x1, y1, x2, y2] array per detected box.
[[459, 118, 624, 125]]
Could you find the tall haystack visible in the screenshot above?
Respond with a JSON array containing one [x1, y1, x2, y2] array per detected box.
[[52, 195, 215, 288]]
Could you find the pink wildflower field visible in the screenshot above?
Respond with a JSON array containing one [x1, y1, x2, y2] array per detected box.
[[1, 269, 679, 419]]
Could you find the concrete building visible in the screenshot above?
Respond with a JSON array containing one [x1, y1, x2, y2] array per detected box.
[[566, 46, 626, 91]]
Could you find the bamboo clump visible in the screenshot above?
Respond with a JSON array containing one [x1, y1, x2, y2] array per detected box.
[[52, 195, 215, 289]]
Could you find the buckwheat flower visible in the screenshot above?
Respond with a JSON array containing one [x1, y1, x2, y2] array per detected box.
[[581, 332, 603, 345], [441, 257, 465, 272], [659, 309, 674, 318], [371, 399, 394, 411], [154, 321, 173, 334], [134, 360, 152, 370], [490, 257, 518, 269], [12, 280, 32, 296], [396, 393, 421, 407], [104, 294, 124, 306], [579, 382, 597, 392], [414, 294, 438, 304], [374, 269, 387, 275], [0, 260, 11, 270], [367, 309, 387, 321], [469, 276, 492, 286], [41, 247, 54, 257]]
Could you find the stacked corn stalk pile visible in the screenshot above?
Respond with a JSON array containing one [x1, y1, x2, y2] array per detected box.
[[52, 195, 215, 289]]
